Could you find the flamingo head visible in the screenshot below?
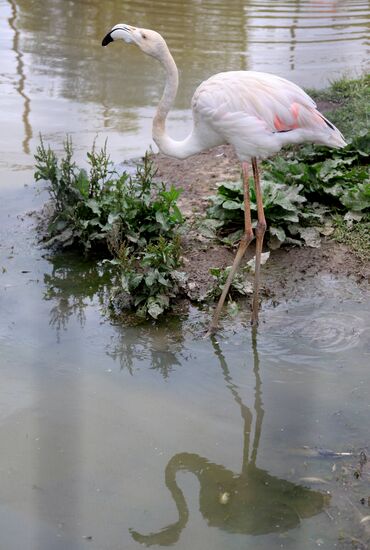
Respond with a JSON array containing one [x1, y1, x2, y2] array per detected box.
[[102, 24, 168, 60]]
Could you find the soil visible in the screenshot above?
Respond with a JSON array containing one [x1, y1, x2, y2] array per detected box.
[[151, 141, 370, 305]]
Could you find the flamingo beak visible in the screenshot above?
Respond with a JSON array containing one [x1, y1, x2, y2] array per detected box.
[[102, 32, 113, 47], [101, 25, 135, 47]]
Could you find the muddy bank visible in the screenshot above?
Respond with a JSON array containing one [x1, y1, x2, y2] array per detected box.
[[152, 144, 370, 305]]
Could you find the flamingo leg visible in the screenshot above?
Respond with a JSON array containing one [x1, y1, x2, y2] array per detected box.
[[250, 157, 266, 327], [207, 162, 254, 336]]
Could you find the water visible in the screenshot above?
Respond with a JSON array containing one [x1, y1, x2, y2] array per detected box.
[[1, 185, 370, 548], [1, 1, 370, 548]]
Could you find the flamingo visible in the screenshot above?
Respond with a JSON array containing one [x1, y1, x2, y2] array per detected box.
[[101, 24, 346, 334]]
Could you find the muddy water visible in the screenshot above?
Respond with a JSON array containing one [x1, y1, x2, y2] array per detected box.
[[1, 0, 370, 548], [1, 184, 370, 548]]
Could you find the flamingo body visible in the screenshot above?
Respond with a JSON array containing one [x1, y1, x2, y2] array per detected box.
[[191, 70, 346, 161]]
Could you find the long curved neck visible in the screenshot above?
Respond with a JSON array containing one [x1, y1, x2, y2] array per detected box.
[[130, 453, 190, 546], [152, 47, 201, 159]]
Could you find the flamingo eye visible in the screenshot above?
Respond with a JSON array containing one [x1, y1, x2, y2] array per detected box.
[[141, 32, 147, 39]]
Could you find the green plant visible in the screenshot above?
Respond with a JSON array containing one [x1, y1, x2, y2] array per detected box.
[[35, 136, 116, 249], [205, 134, 369, 248], [35, 136, 186, 319], [333, 214, 370, 262], [207, 266, 253, 301], [204, 251, 270, 303], [205, 177, 309, 247], [35, 138, 184, 252], [268, 130, 370, 212], [110, 236, 187, 319]]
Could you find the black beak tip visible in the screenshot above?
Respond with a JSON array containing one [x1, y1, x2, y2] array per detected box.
[[102, 32, 113, 47]]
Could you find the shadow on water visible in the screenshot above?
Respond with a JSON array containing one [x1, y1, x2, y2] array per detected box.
[[129, 336, 328, 546]]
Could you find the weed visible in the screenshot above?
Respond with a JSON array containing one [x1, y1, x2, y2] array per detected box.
[[207, 266, 253, 301], [35, 138, 183, 253], [35, 137, 185, 319], [205, 177, 309, 247], [109, 236, 186, 319]]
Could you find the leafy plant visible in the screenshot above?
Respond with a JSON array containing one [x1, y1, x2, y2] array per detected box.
[[35, 136, 185, 319], [205, 252, 270, 302], [268, 130, 370, 212], [109, 236, 186, 319], [35, 138, 184, 252], [206, 177, 309, 247], [205, 131, 369, 248]]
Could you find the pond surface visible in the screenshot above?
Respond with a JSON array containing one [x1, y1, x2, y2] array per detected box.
[[1, 184, 370, 549], [1, 1, 370, 549]]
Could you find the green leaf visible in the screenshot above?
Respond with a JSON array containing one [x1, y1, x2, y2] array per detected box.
[[108, 212, 121, 225], [209, 267, 222, 277], [221, 229, 243, 246], [222, 200, 243, 210], [86, 199, 101, 215], [172, 205, 184, 223], [74, 169, 90, 197], [269, 226, 286, 243], [340, 181, 370, 211], [130, 273, 144, 290], [145, 270, 158, 287], [155, 210, 169, 230], [147, 300, 164, 319]]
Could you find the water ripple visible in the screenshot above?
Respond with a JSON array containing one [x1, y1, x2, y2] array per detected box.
[[260, 306, 367, 364]]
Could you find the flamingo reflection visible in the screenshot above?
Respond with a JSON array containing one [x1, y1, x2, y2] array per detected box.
[[130, 337, 328, 545]]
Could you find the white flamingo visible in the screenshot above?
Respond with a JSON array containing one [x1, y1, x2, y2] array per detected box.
[[102, 24, 346, 334]]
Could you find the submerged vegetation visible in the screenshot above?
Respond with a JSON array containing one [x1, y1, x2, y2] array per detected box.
[[35, 76, 370, 319]]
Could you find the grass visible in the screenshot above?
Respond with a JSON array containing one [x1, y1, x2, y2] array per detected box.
[[309, 74, 370, 259], [333, 216, 370, 262]]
